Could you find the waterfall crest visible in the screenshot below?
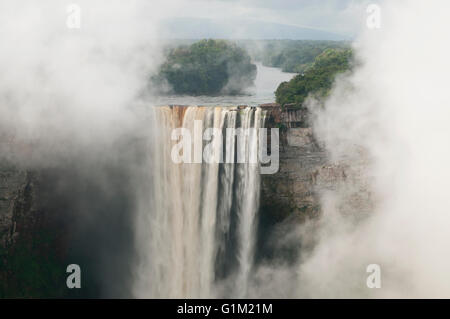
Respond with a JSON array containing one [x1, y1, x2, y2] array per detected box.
[[134, 106, 266, 298]]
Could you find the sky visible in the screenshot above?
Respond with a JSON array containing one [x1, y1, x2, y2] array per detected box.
[[169, 0, 379, 37]]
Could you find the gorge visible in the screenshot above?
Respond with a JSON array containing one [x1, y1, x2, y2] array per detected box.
[[0, 103, 358, 298]]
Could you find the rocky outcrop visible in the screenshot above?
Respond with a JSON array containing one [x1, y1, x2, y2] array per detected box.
[[260, 104, 326, 221], [260, 103, 372, 222], [0, 164, 28, 248], [0, 162, 71, 297], [0, 165, 51, 252]]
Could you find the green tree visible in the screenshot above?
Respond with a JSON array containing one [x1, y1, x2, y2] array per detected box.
[[154, 39, 257, 95], [275, 48, 353, 107], [258, 40, 349, 73]]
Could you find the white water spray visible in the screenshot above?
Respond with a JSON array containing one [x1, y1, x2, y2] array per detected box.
[[134, 106, 265, 298]]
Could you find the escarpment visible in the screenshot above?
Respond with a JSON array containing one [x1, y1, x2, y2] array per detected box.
[[0, 104, 371, 298], [0, 104, 354, 252]]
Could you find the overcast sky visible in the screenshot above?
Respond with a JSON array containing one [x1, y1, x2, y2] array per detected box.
[[170, 0, 379, 36]]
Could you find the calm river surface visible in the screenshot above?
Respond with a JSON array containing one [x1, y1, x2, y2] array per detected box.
[[152, 63, 297, 106]]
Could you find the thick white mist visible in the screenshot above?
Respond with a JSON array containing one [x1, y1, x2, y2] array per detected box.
[[0, 0, 179, 163], [298, 0, 450, 298], [0, 0, 184, 297]]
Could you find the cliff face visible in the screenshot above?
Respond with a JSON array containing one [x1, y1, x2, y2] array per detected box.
[[260, 103, 372, 224], [0, 165, 28, 248], [255, 104, 372, 266], [0, 166, 48, 252], [0, 104, 370, 297], [260, 105, 328, 222], [0, 166, 69, 298]]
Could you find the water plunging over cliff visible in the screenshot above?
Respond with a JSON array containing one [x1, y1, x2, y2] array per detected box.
[[133, 106, 266, 298]]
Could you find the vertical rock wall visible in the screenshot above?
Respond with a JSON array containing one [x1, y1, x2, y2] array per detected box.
[[0, 165, 28, 248], [260, 103, 372, 224], [260, 104, 328, 221]]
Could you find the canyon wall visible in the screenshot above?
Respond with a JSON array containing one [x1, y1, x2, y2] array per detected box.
[[0, 165, 69, 297], [0, 104, 369, 297], [0, 104, 339, 254], [260, 104, 371, 223], [260, 104, 328, 223], [0, 165, 29, 248]]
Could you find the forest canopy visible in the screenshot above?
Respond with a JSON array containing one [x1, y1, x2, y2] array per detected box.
[[153, 39, 257, 95], [275, 48, 353, 107], [250, 40, 350, 73]]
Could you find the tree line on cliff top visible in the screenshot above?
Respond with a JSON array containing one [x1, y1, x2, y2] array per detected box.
[[275, 48, 353, 107], [251, 40, 350, 73], [152, 39, 353, 105]]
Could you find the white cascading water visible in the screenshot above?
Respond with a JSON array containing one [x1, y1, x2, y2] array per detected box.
[[234, 107, 263, 298], [133, 106, 266, 298]]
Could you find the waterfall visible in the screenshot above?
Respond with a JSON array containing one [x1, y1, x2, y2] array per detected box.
[[234, 107, 263, 298], [133, 106, 266, 298]]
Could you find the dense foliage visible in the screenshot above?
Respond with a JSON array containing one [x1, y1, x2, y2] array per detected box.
[[155, 39, 257, 95], [275, 48, 353, 107], [253, 40, 349, 73]]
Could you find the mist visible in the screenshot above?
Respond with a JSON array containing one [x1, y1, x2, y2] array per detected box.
[[0, 0, 181, 297], [293, 0, 450, 298], [0, 0, 173, 159]]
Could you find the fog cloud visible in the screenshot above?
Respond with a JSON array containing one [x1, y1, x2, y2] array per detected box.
[[0, 0, 182, 297], [297, 0, 450, 298]]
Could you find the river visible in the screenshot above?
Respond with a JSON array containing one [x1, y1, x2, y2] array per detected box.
[[152, 63, 297, 106]]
